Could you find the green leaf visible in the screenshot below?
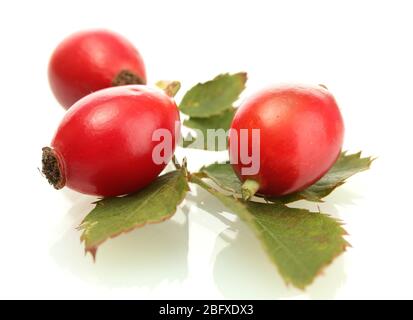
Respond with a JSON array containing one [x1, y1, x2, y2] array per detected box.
[[183, 108, 235, 151], [198, 161, 242, 193], [191, 176, 348, 289], [79, 168, 189, 259], [198, 152, 373, 203], [179, 72, 247, 118]]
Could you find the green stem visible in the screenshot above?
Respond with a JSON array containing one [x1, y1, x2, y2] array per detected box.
[[241, 179, 260, 201], [189, 173, 212, 191], [171, 155, 181, 170], [155, 80, 181, 97]]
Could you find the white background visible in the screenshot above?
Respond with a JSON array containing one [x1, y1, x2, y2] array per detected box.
[[0, 0, 412, 299]]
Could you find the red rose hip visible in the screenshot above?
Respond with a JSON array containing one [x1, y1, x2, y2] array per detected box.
[[229, 84, 344, 198], [42, 85, 179, 197], [48, 29, 147, 109]]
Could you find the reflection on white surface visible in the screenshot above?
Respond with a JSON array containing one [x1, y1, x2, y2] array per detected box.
[[48, 178, 363, 298], [189, 186, 348, 299], [50, 191, 189, 288]]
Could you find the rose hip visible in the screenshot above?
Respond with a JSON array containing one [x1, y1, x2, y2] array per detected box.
[[229, 84, 344, 197], [48, 29, 146, 109], [42, 85, 179, 197]]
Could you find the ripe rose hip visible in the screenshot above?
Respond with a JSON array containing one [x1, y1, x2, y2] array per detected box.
[[229, 84, 344, 197], [48, 29, 146, 109], [42, 85, 179, 197]]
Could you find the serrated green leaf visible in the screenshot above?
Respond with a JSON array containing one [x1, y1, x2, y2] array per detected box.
[[198, 161, 241, 193], [79, 168, 189, 258], [198, 152, 373, 203], [191, 176, 348, 289], [183, 108, 235, 151], [179, 73, 246, 118]]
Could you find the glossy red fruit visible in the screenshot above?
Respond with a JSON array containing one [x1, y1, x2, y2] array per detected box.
[[48, 29, 146, 109], [42, 85, 179, 197], [229, 84, 344, 197]]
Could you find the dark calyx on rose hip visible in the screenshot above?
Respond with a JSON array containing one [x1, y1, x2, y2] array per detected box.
[[42, 147, 65, 190], [112, 70, 145, 87]]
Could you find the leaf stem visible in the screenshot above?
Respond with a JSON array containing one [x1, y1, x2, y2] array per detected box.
[[155, 80, 181, 97], [241, 179, 260, 200], [188, 173, 212, 191], [172, 155, 181, 170]]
